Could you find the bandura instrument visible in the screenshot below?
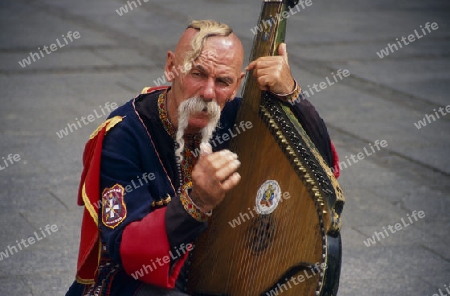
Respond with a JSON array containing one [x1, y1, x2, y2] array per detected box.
[[187, 1, 345, 295]]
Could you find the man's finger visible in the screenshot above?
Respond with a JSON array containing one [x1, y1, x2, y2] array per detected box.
[[221, 172, 241, 191], [245, 61, 256, 71], [207, 149, 237, 163], [216, 158, 241, 181], [202, 150, 238, 173]]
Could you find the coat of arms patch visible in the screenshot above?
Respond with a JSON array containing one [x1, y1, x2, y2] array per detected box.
[[102, 184, 127, 229]]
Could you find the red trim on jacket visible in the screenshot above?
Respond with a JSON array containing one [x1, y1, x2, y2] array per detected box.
[[331, 141, 340, 179], [121, 207, 189, 288], [76, 116, 123, 284]]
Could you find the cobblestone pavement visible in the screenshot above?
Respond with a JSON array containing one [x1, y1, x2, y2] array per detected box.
[[0, 0, 449, 295]]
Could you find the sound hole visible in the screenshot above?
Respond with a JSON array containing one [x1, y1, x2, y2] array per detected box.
[[246, 215, 276, 254]]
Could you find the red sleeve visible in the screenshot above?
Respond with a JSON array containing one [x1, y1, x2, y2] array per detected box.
[[120, 207, 189, 288], [331, 141, 340, 179]]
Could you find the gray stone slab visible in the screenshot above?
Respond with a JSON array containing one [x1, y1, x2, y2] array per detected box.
[[339, 187, 408, 228], [299, 83, 450, 175], [3, 50, 113, 71], [341, 246, 448, 280], [0, 74, 78, 107], [0, 247, 75, 277], [290, 39, 450, 63], [0, 134, 80, 176], [59, 72, 143, 103], [331, 133, 450, 208], [24, 272, 75, 296], [0, 277, 32, 296], [356, 225, 450, 259], [285, 0, 450, 45], [0, 151, 35, 177], [39, 0, 185, 50], [41, 0, 139, 18], [399, 188, 449, 221], [419, 275, 450, 293], [0, 188, 67, 214], [341, 227, 371, 248], [361, 162, 450, 205], [414, 220, 450, 242], [121, 69, 165, 92], [331, 59, 450, 107], [338, 276, 436, 296], [0, 1, 115, 50], [93, 48, 157, 67], [23, 208, 83, 241], [0, 110, 80, 136], [0, 213, 36, 247]]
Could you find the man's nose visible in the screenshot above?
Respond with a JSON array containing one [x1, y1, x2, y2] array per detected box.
[[201, 77, 215, 101]]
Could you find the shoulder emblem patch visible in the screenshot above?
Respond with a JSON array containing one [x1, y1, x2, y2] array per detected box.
[[102, 184, 127, 229]]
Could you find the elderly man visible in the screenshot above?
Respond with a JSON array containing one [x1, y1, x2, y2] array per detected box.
[[66, 20, 338, 296]]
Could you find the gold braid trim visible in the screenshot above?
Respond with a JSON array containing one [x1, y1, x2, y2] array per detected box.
[[82, 183, 98, 226], [89, 116, 123, 140]]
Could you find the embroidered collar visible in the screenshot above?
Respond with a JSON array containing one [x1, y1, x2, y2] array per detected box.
[[157, 89, 177, 139], [157, 89, 202, 146], [157, 89, 201, 193]]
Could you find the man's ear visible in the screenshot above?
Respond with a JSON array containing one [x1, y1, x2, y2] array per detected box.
[[232, 71, 246, 98], [164, 51, 176, 82]]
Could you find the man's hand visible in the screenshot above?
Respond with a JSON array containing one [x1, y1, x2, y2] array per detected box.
[[246, 43, 295, 95], [190, 143, 241, 213]]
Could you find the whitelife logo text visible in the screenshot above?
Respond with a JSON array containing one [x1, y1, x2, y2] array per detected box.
[[18, 31, 81, 68]]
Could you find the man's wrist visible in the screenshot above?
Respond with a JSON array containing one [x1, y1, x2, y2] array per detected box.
[[271, 79, 301, 103], [179, 184, 212, 222]]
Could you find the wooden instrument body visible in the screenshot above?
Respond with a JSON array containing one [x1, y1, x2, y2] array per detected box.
[[187, 1, 344, 295]]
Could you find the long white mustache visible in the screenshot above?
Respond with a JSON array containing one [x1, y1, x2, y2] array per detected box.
[[175, 97, 221, 163]]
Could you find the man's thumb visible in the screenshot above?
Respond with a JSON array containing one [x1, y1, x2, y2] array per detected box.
[[278, 43, 288, 64]]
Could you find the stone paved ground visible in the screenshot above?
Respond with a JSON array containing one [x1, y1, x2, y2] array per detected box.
[[0, 0, 449, 295]]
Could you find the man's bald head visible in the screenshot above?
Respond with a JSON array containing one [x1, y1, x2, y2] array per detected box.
[[173, 20, 244, 75]]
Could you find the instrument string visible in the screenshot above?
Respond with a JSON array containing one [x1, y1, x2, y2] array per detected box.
[[226, 103, 242, 293], [234, 107, 253, 294]]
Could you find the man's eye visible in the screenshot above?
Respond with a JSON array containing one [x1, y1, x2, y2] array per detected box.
[[217, 79, 230, 86], [191, 71, 202, 77]]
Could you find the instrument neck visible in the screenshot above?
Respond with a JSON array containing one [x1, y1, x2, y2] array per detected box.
[[241, 0, 288, 112]]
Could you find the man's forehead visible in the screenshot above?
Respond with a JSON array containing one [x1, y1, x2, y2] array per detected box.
[[203, 35, 242, 56], [197, 48, 218, 60], [195, 48, 242, 78], [202, 38, 243, 69]]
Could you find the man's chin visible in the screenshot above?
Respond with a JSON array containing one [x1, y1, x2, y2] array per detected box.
[[186, 117, 210, 133]]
